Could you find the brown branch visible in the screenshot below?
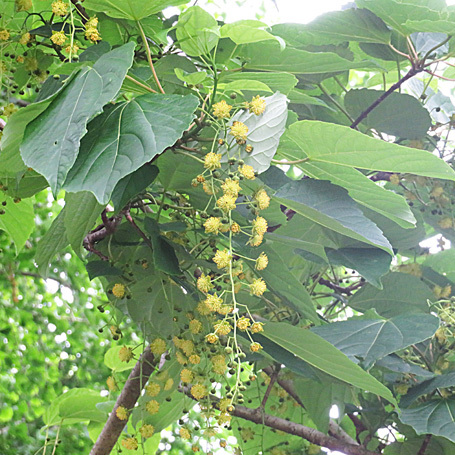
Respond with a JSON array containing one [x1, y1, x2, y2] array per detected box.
[[318, 278, 363, 296], [125, 211, 154, 250], [350, 67, 419, 130], [90, 348, 156, 455], [262, 367, 358, 447], [417, 434, 432, 455], [231, 405, 380, 455], [70, 0, 89, 23]]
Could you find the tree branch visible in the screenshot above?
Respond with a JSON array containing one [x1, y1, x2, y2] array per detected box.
[[350, 67, 419, 130], [70, 0, 89, 23], [90, 348, 156, 455], [417, 434, 432, 455]]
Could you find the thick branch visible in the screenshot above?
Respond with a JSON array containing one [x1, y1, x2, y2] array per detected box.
[[70, 0, 89, 23], [350, 68, 419, 130], [417, 434, 432, 455], [231, 405, 380, 455], [90, 348, 156, 455]]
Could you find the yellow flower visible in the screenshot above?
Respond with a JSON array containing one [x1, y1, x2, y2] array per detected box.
[[239, 164, 255, 180], [119, 346, 134, 363], [86, 16, 99, 28], [438, 217, 453, 229], [236, 317, 250, 331], [181, 339, 195, 356], [197, 274, 213, 293], [221, 178, 241, 197], [217, 412, 232, 426], [140, 424, 155, 439], [15, 0, 32, 11], [116, 406, 129, 420], [213, 100, 232, 119], [189, 354, 201, 364], [196, 300, 212, 315], [249, 95, 266, 115], [249, 234, 263, 247], [52, 0, 68, 16], [251, 322, 264, 333], [112, 283, 125, 298], [245, 144, 254, 153], [389, 174, 400, 185], [213, 249, 232, 269], [191, 383, 208, 400], [19, 32, 30, 45], [206, 333, 219, 344], [231, 222, 240, 233], [250, 278, 267, 296], [204, 217, 222, 235], [107, 376, 118, 391], [50, 31, 67, 46], [150, 338, 167, 356], [0, 30, 10, 41], [218, 304, 233, 315], [146, 399, 160, 415], [180, 427, 191, 440], [16, 55, 24, 63], [180, 368, 194, 383], [250, 342, 263, 352], [205, 293, 223, 312], [217, 194, 237, 212], [176, 350, 188, 365], [65, 44, 79, 55], [252, 216, 268, 236], [214, 320, 232, 336], [204, 152, 222, 171], [218, 398, 231, 413], [145, 382, 161, 397], [121, 437, 138, 451], [230, 121, 248, 141], [255, 189, 270, 210], [189, 319, 202, 334], [255, 252, 268, 271], [85, 27, 101, 42]]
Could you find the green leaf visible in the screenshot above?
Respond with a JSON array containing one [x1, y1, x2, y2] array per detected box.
[[400, 400, 455, 443], [35, 210, 69, 276], [220, 20, 280, 45], [86, 260, 123, 280], [239, 41, 382, 74], [21, 43, 136, 194], [345, 89, 432, 139], [104, 345, 136, 372], [221, 80, 273, 93], [220, 92, 288, 173], [272, 8, 391, 45], [348, 272, 433, 318], [221, 71, 298, 95], [262, 321, 398, 406], [144, 218, 181, 275], [274, 179, 393, 253], [44, 388, 107, 426], [83, 0, 189, 20], [282, 120, 455, 181], [63, 94, 198, 204], [326, 247, 391, 288], [312, 314, 439, 368], [111, 164, 159, 210], [175, 6, 220, 57], [423, 249, 455, 284], [174, 68, 208, 86], [64, 192, 104, 257], [0, 194, 34, 254]]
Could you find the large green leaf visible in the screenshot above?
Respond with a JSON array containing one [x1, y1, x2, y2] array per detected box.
[[63, 94, 198, 204], [281, 120, 455, 181], [274, 179, 393, 252], [104, 345, 136, 372], [239, 41, 382, 74], [175, 6, 220, 57], [312, 314, 439, 368], [0, 194, 34, 254], [348, 272, 433, 317], [64, 192, 104, 257], [84, 0, 188, 20], [400, 400, 455, 443], [272, 8, 391, 46], [424, 249, 455, 284], [345, 89, 432, 139], [221, 71, 298, 95], [20, 43, 135, 194], [262, 321, 398, 406], [326, 247, 391, 287], [275, 145, 416, 228], [221, 92, 288, 173]]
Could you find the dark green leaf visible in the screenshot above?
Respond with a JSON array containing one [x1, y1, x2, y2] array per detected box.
[[63, 94, 198, 204], [86, 260, 123, 280], [21, 43, 136, 194]]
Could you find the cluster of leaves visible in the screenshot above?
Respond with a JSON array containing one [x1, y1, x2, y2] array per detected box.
[[5, 0, 455, 454]]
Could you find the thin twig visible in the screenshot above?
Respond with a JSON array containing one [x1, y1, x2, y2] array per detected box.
[[125, 74, 158, 94], [317, 83, 356, 125], [125, 211, 154, 250], [137, 21, 165, 94], [70, 0, 89, 23], [417, 434, 432, 455]]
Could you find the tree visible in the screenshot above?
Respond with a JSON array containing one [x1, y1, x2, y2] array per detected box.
[[2, 0, 455, 454]]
